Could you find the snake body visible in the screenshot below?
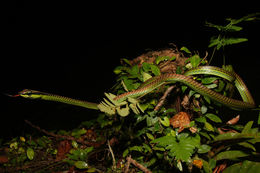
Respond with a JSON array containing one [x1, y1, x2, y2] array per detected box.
[[16, 66, 255, 111]]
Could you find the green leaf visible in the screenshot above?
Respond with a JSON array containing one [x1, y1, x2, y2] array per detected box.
[[227, 25, 243, 32], [201, 105, 208, 114], [177, 160, 183, 171], [223, 160, 260, 173], [205, 83, 218, 89], [26, 147, 34, 160], [121, 58, 132, 66], [84, 147, 94, 155], [146, 157, 157, 167], [146, 133, 155, 140], [129, 65, 139, 76], [129, 146, 143, 152], [195, 116, 206, 123], [146, 116, 159, 126], [167, 137, 197, 162], [201, 159, 212, 173], [223, 37, 248, 45], [150, 64, 161, 76], [116, 105, 130, 117], [152, 135, 197, 162], [74, 161, 88, 169], [87, 167, 96, 172], [214, 133, 255, 142], [242, 121, 254, 134], [201, 77, 218, 84], [123, 149, 129, 157], [180, 46, 191, 54], [143, 143, 152, 153], [208, 37, 221, 48], [151, 135, 176, 147], [142, 72, 152, 82], [152, 146, 165, 151], [206, 22, 227, 31], [238, 142, 256, 151], [71, 129, 87, 137], [258, 111, 260, 125], [204, 122, 215, 132], [203, 96, 211, 104], [214, 150, 249, 161], [142, 62, 151, 72], [198, 144, 211, 154], [113, 66, 125, 74], [159, 117, 170, 127], [214, 80, 225, 92], [205, 113, 222, 123], [72, 140, 78, 148], [189, 55, 201, 68], [155, 56, 176, 64], [209, 159, 216, 170], [176, 66, 182, 74]]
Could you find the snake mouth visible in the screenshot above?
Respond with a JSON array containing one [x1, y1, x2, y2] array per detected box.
[[4, 93, 20, 97]]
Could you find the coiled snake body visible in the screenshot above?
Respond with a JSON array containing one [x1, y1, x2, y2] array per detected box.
[[16, 66, 255, 112]]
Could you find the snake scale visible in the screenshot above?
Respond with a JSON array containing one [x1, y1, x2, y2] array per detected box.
[[14, 66, 255, 111]]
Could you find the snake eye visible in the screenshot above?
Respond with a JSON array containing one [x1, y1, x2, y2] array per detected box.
[[19, 89, 32, 95]]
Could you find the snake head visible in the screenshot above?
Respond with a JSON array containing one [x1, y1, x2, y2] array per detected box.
[[4, 89, 37, 98], [17, 89, 43, 99]]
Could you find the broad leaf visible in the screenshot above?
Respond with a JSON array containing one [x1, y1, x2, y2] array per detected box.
[[155, 56, 176, 64], [223, 160, 260, 173], [214, 150, 249, 161], [159, 117, 170, 127], [214, 133, 255, 142], [151, 135, 176, 147], [150, 64, 161, 76], [180, 46, 191, 54], [201, 77, 218, 84], [204, 122, 215, 132], [223, 37, 248, 45], [198, 144, 211, 154], [189, 55, 201, 68], [167, 137, 197, 162], [242, 121, 253, 134], [74, 161, 88, 169], [205, 113, 222, 123], [26, 147, 34, 160]]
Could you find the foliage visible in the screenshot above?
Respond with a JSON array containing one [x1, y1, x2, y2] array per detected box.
[[107, 51, 260, 172], [1, 14, 260, 173], [206, 13, 260, 64]]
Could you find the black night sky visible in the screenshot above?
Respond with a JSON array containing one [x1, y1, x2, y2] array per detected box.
[[2, 2, 260, 139]]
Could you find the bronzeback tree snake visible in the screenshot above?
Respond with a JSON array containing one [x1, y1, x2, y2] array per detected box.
[[14, 66, 255, 113]]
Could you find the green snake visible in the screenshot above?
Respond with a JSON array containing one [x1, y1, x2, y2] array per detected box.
[[14, 66, 255, 112]]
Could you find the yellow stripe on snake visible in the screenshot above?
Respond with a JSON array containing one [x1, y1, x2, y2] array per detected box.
[[14, 66, 255, 115]]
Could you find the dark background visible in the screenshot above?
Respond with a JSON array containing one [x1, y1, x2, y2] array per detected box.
[[2, 2, 260, 139]]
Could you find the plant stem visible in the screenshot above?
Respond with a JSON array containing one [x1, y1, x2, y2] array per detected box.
[[209, 46, 216, 64]]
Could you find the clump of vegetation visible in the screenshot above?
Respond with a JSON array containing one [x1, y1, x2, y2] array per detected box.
[[1, 13, 260, 173]]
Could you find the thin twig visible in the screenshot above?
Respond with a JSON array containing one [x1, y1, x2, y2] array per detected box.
[[154, 86, 175, 111], [24, 120, 100, 146], [124, 155, 131, 173], [107, 140, 116, 170], [125, 156, 152, 173], [209, 47, 216, 64], [198, 51, 208, 66]]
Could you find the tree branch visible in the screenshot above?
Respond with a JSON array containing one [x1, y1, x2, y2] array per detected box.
[[154, 86, 175, 111], [124, 156, 152, 173]]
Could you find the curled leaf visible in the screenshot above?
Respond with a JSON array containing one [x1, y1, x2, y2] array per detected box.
[[74, 161, 88, 169], [27, 147, 34, 160]]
